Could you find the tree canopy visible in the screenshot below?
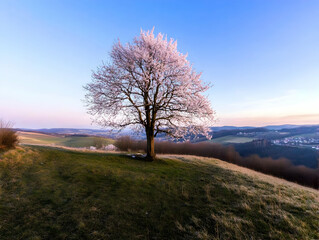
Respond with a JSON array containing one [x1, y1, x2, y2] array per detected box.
[[85, 29, 214, 160]]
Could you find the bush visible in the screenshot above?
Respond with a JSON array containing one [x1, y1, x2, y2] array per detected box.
[[114, 136, 145, 152], [93, 137, 105, 149], [0, 120, 18, 150]]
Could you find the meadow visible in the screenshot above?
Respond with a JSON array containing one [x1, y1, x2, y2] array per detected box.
[[0, 146, 318, 239], [209, 135, 255, 144], [17, 131, 114, 148]]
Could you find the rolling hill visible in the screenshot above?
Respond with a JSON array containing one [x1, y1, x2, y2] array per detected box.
[[17, 131, 114, 148], [0, 146, 318, 239]]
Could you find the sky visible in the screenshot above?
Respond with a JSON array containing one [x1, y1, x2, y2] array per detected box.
[[1, 0, 319, 128]]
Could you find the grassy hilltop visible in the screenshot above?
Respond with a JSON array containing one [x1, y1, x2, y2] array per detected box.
[[0, 146, 318, 239]]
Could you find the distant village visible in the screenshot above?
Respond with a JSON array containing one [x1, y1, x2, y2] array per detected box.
[[236, 130, 319, 151], [272, 137, 319, 150]]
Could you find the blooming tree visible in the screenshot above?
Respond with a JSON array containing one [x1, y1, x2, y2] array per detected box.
[[84, 29, 214, 160]]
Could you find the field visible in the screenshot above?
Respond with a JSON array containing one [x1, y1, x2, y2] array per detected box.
[[210, 135, 255, 144], [293, 133, 319, 138], [0, 146, 318, 239], [18, 131, 114, 148]]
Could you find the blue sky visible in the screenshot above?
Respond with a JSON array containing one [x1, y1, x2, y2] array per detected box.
[[1, 0, 319, 128]]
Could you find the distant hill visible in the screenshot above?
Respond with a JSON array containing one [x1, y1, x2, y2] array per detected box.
[[210, 126, 255, 131], [264, 124, 301, 130], [212, 124, 319, 131], [16, 124, 319, 137], [16, 128, 138, 138]]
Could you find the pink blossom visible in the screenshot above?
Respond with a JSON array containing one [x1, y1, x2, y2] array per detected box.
[[84, 29, 215, 159]]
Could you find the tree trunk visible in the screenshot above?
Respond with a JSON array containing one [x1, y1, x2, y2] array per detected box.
[[146, 128, 155, 161]]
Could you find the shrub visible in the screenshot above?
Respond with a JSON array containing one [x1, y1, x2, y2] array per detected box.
[[114, 136, 144, 152], [93, 137, 104, 149], [0, 120, 18, 150]]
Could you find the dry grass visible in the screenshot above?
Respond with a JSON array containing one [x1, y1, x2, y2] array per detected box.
[[0, 121, 18, 150], [163, 154, 319, 197], [161, 154, 319, 239]]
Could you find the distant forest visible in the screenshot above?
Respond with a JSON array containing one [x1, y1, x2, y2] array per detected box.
[[233, 141, 318, 169]]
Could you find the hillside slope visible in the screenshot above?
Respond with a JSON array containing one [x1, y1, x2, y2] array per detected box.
[[0, 146, 318, 239], [17, 131, 114, 148]]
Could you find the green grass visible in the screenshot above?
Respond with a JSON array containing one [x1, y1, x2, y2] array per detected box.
[[62, 136, 113, 148], [210, 135, 255, 144], [18, 131, 114, 148], [0, 146, 318, 239]]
